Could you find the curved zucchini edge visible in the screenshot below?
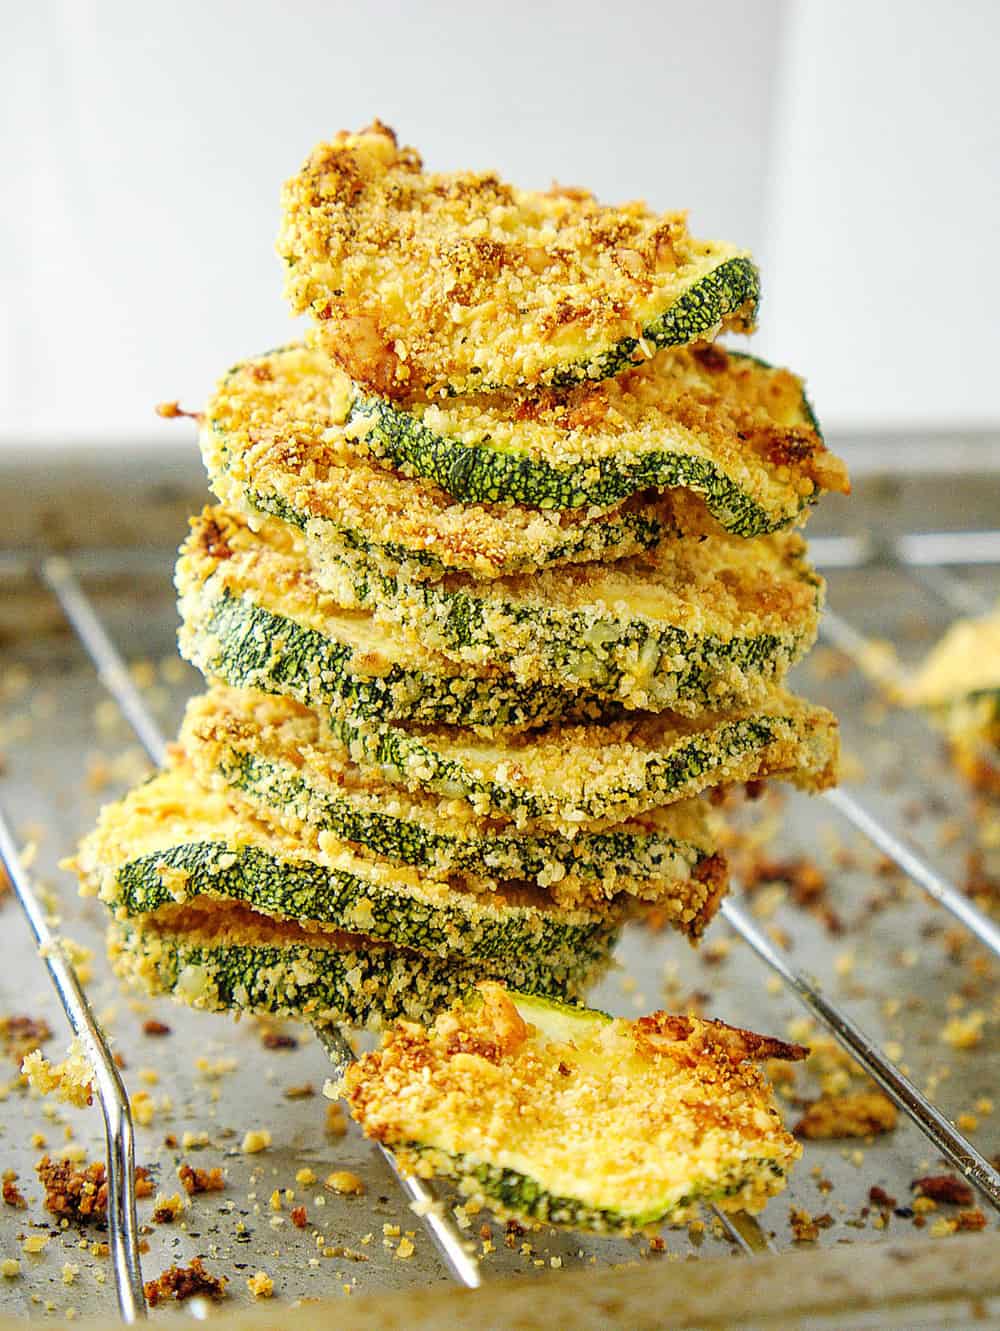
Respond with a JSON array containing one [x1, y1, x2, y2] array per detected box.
[[102, 839, 619, 975], [326, 547, 819, 712], [445, 255, 760, 395], [212, 746, 711, 891], [178, 583, 599, 731], [108, 919, 592, 1028], [351, 344, 817, 534], [333, 709, 816, 830], [396, 1144, 789, 1234], [240, 484, 672, 581]]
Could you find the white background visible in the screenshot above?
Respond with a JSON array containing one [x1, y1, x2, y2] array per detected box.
[[3, 0, 998, 448]]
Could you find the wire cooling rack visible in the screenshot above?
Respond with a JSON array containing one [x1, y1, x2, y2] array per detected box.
[[0, 456, 997, 1322]]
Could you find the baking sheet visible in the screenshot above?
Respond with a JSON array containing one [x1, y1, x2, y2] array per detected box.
[[0, 455, 997, 1321]]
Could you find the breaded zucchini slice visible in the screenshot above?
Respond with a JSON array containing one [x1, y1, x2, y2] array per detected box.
[[180, 687, 728, 933], [332, 689, 839, 833], [202, 347, 689, 582], [176, 507, 600, 731], [337, 982, 805, 1231], [907, 608, 1000, 794], [72, 763, 619, 987], [279, 123, 758, 398], [107, 904, 531, 1028], [350, 345, 848, 528], [317, 522, 823, 714]]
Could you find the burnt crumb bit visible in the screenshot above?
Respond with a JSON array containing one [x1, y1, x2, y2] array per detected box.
[[868, 1185, 897, 1209], [789, 1207, 834, 1242], [142, 1019, 171, 1038], [504, 1219, 525, 1249], [178, 1163, 226, 1197], [36, 1157, 153, 1222], [260, 1029, 298, 1050], [912, 1174, 975, 1207], [290, 1205, 308, 1229], [956, 1209, 987, 1231], [2, 1172, 26, 1209], [1, 1015, 52, 1063], [143, 1257, 228, 1307]]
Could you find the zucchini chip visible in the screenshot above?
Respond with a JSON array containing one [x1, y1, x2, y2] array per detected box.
[[338, 982, 805, 1231], [75, 763, 619, 988], [180, 687, 729, 932], [279, 123, 758, 398]]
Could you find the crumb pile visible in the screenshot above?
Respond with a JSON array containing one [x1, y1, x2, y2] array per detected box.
[[68, 122, 851, 1230]]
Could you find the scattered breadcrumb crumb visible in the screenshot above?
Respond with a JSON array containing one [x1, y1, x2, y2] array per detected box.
[[240, 1129, 271, 1154], [793, 1091, 898, 1139], [941, 1012, 985, 1049], [22, 1040, 94, 1108], [325, 1171, 365, 1196], [247, 1270, 274, 1299], [178, 1164, 225, 1196], [144, 1258, 227, 1307]]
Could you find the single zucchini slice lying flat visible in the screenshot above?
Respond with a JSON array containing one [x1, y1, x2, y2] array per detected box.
[[333, 689, 839, 833], [349, 345, 848, 528], [180, 687, 728, 933], [107, 904, 525, 1028], [315, 520, 822, 713], [176, 507, 601, 731], [279, 123, 758, 398], [337, 982, 805, 1231], [72, 763, 619, 987], [201, 347, 689, 582], [907, 608, 1000, 795]]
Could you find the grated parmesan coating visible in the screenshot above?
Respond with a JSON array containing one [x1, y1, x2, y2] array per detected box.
[[70, 760, 622, 985], [175, 507, 602, 731], [311, 506, 824, 713], [331, 688, 840, 834], [278, 122, 757, 398], [339, 982, 804, 1231], [202, 349, 692, 580], [106, 902, 601, 1027], [180, 686, 728, 930], [349, 342, 848, 524]]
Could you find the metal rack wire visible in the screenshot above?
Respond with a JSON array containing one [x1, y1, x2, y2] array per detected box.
[[1, 530, 998, 1318]]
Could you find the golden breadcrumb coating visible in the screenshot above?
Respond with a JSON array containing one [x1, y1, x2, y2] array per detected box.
[[339, 982, 804, 1230], [203, 347, 697, 580], [278, 122, 757, 397]]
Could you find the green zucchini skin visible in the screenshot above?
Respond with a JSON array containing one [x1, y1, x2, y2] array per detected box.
[[455, 256, 760, 395], [104, 838, 618, 981], [213, 745, 708, 889], [108, 918, 588, 1027], [245, 484, 672, 583], [398, 1145, 789, 1234], [178, 583, 602, 732], [319, 543, 820, 713], [351, 344, 817, 532], [333, 708, 818, 830]]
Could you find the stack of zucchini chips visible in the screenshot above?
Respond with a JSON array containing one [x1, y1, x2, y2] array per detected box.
[[74, 124, 850, 1230]]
